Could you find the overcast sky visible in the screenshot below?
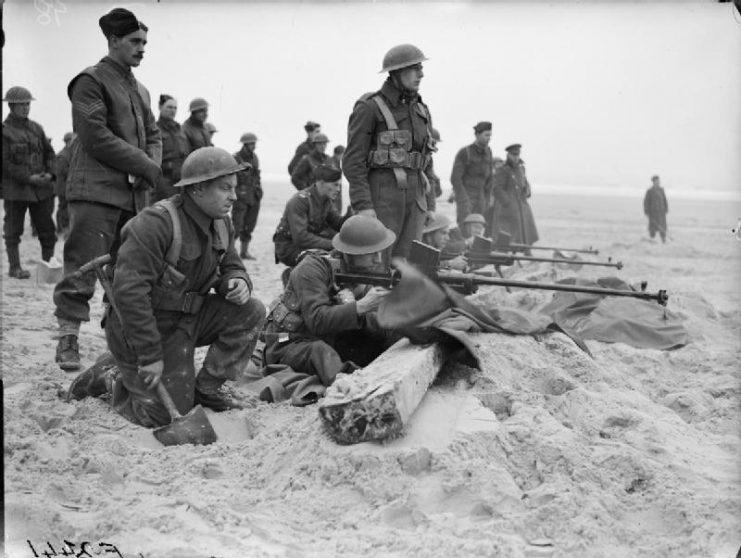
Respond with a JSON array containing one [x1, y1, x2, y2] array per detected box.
[[3, 1, 740, 194]]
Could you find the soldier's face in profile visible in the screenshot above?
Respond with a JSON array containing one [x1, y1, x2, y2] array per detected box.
[[316, 180, 340, 201], [397, 63, 424, 92], [192, 109, 208, 123], [192, 174, 237, 219], [314, 142, 328, 154], [476, 131, 492, 146], [309, 127, 322, 140], [9, 102, 30, 119], [431, 228, 449, 249], [111, 30, 147, 68]]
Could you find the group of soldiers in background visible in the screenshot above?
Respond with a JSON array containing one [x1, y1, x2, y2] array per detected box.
[[2, 6, 670, 429]]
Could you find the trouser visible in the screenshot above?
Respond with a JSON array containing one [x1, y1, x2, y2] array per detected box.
[[56, 193, 70, 232], [53, 201, 135, 323], [455, 185, 487, 228], [372, 183, 425, 260], [3, 198, 56, 261], [265, 329, 392, 386], [648, 216, 667, 241], [232, 198, 261, 244], [151, 174, 178, 204], [105, 295, 266, 427]]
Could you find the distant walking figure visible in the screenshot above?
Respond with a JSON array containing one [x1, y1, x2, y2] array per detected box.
[[643, 175, 668, 242]]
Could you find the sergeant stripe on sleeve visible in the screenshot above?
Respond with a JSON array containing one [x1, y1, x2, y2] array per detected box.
[[74, 100, 105, 117]]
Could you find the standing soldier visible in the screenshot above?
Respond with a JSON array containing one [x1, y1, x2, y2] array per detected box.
[[153, 94, 190, 203], [330, 145, 345, 213], [232, 132, 262, 260], [643, 175, 668, 243], [67, 147, 267, 422], [290, 133, 331, 191], [483, 156, 505, 235], [288, 121, 321, 175], [55, 131, 76, 235], [205, 122, 219, 144], [182, 97, 213, 152], [53, 7, 162, 371], [451, 121, 494, 228], [2, 86, 57, 278], [343, 44, 436, 260], [491, 143, 538, 248]]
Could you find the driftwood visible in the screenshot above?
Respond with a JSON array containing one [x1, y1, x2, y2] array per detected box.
[[318, 339, 446, 444]]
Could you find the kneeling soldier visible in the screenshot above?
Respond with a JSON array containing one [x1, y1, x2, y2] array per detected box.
[[264, 215, 397, 387], [67, 147, 266, 426]]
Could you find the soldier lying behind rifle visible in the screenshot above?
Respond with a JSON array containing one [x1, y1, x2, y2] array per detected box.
[[263, 216, 401, 388]]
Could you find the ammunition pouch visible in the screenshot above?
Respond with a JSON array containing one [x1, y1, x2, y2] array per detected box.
[[266, 287, 304, 333], [368, 129, 429, 171]]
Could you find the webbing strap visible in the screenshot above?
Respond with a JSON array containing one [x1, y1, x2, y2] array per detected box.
[[371, 96, 408, 189], [158, 199, 182, 267]]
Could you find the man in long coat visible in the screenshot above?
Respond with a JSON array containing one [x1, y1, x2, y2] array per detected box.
[[491, 143, 539, 247], [643, 175, 668, 242]]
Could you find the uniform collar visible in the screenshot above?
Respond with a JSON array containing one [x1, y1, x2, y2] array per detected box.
[[157, 117, 180, 131], [180, 192, 215, 236], [380, 78, 421, 107], [4, 113, 28, 127], [101, 56, 135, 81], [186, 115, 205, 128]]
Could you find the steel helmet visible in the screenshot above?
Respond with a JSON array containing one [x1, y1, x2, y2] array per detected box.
[[463, 213, 486, 226], [380, 44, 428, 73], [240, 132, 258, 144], [174, 147, 247, 187], [3, 86, 36, 103], [332, 215, 396, 255], [205, 122, 218, 134], [422, 212, 451, 235], [431, 128, 441, 142], [311, 133, 330, 144], [189, 97, 209, 112]]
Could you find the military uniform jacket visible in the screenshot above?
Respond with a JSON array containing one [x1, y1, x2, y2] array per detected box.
[[287, 139, 312, 175], [234, 147, 262, 205], [2, 113, 56, 202], [492, 159, 531, 206], [290, 150, 331, 191], [643, 185, 668, 218], [157, 117, 190, 181], [182, 116, 212, 152], [343, 79, 435, 212], [274, 184, 343, 259], [112, 193, 250, 366], [271, 254, 377, 344], [55, 143, 73, 198], [65, 56, 161, 212], [451, 142, 494, 213]]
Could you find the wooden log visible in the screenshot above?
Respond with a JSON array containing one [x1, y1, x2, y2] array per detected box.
[[318, 339, 446, 445]]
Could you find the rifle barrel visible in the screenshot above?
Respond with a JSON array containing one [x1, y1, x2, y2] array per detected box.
[[438, 272, 668, 305], [494, 244, 600, 255], [469, 253, 622, 269]]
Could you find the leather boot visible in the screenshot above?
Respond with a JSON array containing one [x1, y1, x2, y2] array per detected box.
[[194, 371, 249, 411], [240, 241, 256, 260], [6, 246, 30, 279], [56, 334, 81, 371], [66, 356, 116, 401]]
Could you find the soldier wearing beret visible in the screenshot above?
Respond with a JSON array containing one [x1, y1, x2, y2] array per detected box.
[[232, 132, 262, 259], [343, 44, 436, 260], [53, 7, 162, 371], [274, 164, 346, 268], [451, 121, 494, 228], [288, 121, 321, 175], [2, 86, 57, 279], [290, 133, 332, 191], [491, 143, 539, 247]]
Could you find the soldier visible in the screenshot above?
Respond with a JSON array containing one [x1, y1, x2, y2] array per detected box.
[[643, 175, 668, 243], [483, 156, 505, 234], [182, 97, 213, 152], [153, 94, 190, 203], [290, 133, 332, 191], [343, 44, 436, 260], [232, 132, 262, 259], [66, 147, 267, 424], [52, 7, 162, 371], [451, 121, 494, 228], [462, 213, 487, 240], [2, 86, 57, 278], [330, 145, 345, 213], [205, 122, 218, 144], [287, 121, 321, 175], [421, 212, 467, 271], [55, 131, 76, 235], [274, 164, 345, 268], [263, 215, 396, 388], [491, 143, 539, 247]]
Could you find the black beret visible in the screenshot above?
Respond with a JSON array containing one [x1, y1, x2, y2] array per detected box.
[[304, 121, 320, 133], [505, 143, 522, 153], [315, 164, 342, 183], [473, 121, 492, 134], [99, 8, 147, 39]]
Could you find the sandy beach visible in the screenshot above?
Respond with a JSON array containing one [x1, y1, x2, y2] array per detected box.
[[2, 180, 740, 558]]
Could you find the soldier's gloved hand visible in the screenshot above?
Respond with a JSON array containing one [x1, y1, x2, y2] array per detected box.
[[357, 208, 377, 219], [140, 359, 164, 389], [225, 278, 251, 305], [141, 162, 162, 189], [356, 286, 390, 315]]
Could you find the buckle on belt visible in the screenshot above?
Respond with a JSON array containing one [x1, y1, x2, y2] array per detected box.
[[182, 291, 205, 314]]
